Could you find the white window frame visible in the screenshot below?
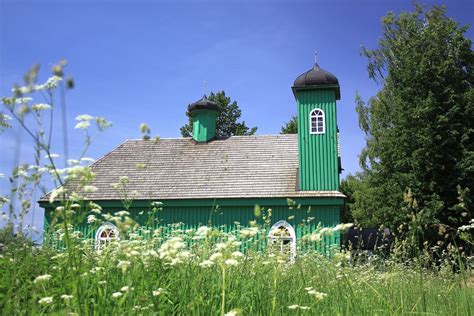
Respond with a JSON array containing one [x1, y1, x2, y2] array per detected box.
[[309, 108, 325, 134], [268, 220, 296, 261], [95, 222, 119, 249]]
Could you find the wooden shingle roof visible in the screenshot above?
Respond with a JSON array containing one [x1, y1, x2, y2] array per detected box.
[[44, 134, 345, 201]]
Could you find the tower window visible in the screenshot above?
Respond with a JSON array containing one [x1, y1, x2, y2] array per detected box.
[[310, 109, 325, 134]]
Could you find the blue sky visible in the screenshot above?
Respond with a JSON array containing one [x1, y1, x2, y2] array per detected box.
[[1, 0, 473, 234]]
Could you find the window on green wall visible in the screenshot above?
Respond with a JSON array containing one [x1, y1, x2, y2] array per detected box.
[[310, 108, 325, 134], [268, 220, 296, 261], [95, 222, 119, 249]]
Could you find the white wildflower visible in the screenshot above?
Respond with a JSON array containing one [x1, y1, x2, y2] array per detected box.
[[121, 286, 130, 292], [288, 305, 299, 310], [76, 114, 94, 121], [74, 121, 90, 130], [87, 215, 97, 224], [81, 157, 95, 164], [31, 103, 51, 111], [34, 274, 52, 284], [44, 76, 62, 89], [83, 185, 98, 193], [239, 227, 259, 238], [61, 294, 73, 301], [231, 251, 244, 258], [112, 292, 123, 299], [224, 310, 239, 316], [114, 210, 130, 217], [67, 159, 79, 166], [117, 260, 131, 273], [225, 259, 239, 267], [215, 243, 227, 251], [15, 97, 33, 104], [38, 296, 53, 305], [152, 288, 164, 296], [199, 260, 215, 268], [299, 306, 310, 310], [12, 86, 31, 94], [98, 280, 107, 285], [209, 252, 223, 261], [45, 153, 59, 159], [1, 114, 12, 121], [307, 290, 327, 300]]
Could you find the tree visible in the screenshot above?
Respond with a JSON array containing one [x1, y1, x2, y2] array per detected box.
[[280, 115, 297, 134], [180, 91, 257, 137], [351, 5, 474, 247]]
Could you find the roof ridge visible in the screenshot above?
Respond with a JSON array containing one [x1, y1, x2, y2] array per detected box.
[[125, 134, 297, 141]]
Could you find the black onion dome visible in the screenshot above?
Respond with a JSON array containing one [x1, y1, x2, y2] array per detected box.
[[293, 64, 340, 100], [188, 95, 220, 113]]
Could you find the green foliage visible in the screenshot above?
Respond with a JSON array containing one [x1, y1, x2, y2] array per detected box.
[[280, 115, 298, 134], [352, 5, 474, 249], [1, 224, 473, 315], [180, 91, 257, 138]]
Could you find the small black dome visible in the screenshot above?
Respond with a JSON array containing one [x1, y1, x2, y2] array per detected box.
[[293, 64, 340, 100], [188, 95, 220, 113]]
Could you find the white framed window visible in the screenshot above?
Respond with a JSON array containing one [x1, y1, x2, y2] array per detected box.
[[310, 108, 325, 134], [95, 222, 119, 249], [268, 220, 296, 261]]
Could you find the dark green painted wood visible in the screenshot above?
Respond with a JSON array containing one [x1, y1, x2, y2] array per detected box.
[[39, 196, 345, 209], [296, 89, 340, 191], [192, 109, 217, 142]]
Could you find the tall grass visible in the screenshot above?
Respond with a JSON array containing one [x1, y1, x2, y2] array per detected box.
[[0, 223, 473, 315]]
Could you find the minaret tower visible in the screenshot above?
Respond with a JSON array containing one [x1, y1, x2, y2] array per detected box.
[[188, 95, 220, 143], [292, 57, 341, 191]]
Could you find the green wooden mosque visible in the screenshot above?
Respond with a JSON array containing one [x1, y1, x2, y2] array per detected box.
[[40, 60, 345, 251]]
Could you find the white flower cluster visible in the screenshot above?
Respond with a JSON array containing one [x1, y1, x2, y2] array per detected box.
[[34, 274, 52, 284]]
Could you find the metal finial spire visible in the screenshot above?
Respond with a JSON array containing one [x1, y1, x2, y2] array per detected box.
[[314, 51, 319, 68], [203, 80, 207, 96]]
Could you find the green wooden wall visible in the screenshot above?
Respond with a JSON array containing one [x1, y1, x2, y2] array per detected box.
[[296, 89, 339, 191], [192, 110, 217, 142], [43, 199, 342, 251]]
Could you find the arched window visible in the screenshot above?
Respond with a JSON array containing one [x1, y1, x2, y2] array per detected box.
[[95, 222, 119, 249], [310, 108, 325, 134], [268, 220, 296, 261]]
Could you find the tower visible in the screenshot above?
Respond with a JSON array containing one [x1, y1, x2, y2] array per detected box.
[[188, 95, 220, 143], [292, 61, 341, 191]]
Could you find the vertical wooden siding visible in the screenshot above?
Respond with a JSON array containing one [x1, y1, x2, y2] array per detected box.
[[44, 204, 341, 250], [296, 89, 339, 191]]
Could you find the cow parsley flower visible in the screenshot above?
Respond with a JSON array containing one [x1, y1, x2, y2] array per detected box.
[[112, 292, 123, 299], [152, 288, 164, 296], [83, 185, 98, 193], [307, 290, 327, 300], [231, 251, 244, 258], [38, 296, 53, 305], [225, 259, 239, 266], [199, 260, 215, 268], [74, 121, 90, 130], [121, 286, 130, 292], [209, 252, 222, 261], [15, 97, 33, 104], [31, 103, 51, 111], [117, 260, 131, 273], [87, 215, 97, 224], [34, 274, 52, 284], [44, 76, 62, 89], [61, 294, 73, 301]]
